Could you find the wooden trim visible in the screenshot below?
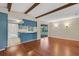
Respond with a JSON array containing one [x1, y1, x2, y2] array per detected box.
[[25, 3, 40, 14], [7, 3, 12, 12], [35, 3, 77, 19]]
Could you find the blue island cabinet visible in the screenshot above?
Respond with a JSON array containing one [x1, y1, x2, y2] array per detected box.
[[18, 32, 37, 43], [0, 12, 8, 50]]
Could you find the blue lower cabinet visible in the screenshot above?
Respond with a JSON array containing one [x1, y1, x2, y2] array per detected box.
[[18, 32, 37, 43], [0, 12, 8, 50]]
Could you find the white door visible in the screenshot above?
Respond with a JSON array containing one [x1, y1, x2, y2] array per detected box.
[[8, 23, 21, 47]]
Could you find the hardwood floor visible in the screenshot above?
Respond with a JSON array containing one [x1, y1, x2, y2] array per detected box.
[[0, 37, 79, 56]]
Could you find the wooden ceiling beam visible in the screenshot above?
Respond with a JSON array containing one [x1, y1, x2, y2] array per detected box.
[[7, 3, 12, 12], [35, 3, 77, 19], [25, 3, 40, 14]]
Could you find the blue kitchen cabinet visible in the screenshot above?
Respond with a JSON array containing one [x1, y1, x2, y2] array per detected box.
[[18, 19, 37, 43], [0, 12, 8, 50], [18, 32, 37, 43]]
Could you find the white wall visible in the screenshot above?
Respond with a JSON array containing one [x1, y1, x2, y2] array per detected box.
[[8, 23, 18, 38], [49, 16, 79, 41], [0, 7, 8, 13]]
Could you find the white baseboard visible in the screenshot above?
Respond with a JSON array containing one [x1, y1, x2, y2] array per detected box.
[[50, 36, 79, 41], [21, 39, 37, 44], [0, 48, 5, 51]]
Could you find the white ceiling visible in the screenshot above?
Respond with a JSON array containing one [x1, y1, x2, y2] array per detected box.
[[0, 3, 79, 22], [11, 3, 34, 13]]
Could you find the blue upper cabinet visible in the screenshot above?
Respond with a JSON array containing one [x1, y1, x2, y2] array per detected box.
[[21, 19, 37, 27], [0, 12, 8, 50]]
